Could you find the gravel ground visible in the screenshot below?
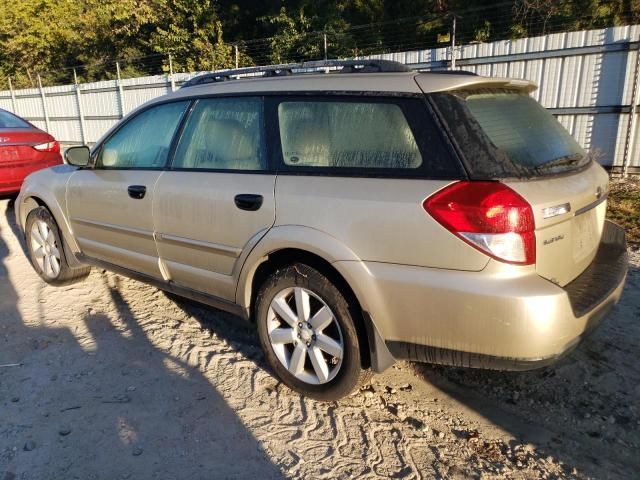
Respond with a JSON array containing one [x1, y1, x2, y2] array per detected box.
[[0, 197, 638, 479]]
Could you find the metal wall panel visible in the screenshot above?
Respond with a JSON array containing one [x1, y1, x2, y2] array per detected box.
[[81, 89, 120, 117], [0, 25, 638, 171]]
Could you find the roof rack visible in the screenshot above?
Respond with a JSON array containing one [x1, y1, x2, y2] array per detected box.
[[423, 69, 478, 76], [180, 59, 411, 89]]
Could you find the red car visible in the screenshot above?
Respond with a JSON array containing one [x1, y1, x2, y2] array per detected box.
[[0, 108, 62, 195]]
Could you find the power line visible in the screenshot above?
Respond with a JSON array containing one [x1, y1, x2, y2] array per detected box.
[[4, 3, 638, 88]]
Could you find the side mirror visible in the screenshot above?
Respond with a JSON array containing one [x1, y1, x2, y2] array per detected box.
[[64, 146, 91, 167]]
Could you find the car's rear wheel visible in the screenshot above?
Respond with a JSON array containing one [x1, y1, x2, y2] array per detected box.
[[25, 207, 90, 285], [255, 263, 370, 401]]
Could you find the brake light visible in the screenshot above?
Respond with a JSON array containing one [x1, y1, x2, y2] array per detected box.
[[33, 141, 60, 153], [423, 181, 536, 265]]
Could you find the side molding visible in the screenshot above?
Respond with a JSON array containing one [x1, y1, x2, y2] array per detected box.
[[77, 253, 247, 320]]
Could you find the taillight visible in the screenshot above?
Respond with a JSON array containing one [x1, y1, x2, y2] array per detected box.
[[423, 181, 536, 265], [33, 141, 60, 153]]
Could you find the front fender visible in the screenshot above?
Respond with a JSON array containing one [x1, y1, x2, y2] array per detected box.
[[16, 165, 80, 253]]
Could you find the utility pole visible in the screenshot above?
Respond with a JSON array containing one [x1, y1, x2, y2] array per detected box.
[[622, 33, 640, 177], [324, 33, 328, 61], [168, 54, 176, 92], [73, 68, 87, 144], [37, 74, 51, 133], [451, 13, 458, 70], [7, 77, 17, 114], [235, 45, 239, 69], [115, 62, 126, 118]]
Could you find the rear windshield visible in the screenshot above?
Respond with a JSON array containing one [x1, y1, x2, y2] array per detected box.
[[0, 110, 30, 129], [430, 90, 590, 178]]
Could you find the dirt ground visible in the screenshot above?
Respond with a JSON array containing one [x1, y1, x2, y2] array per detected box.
[[0, 197, 638, 480]]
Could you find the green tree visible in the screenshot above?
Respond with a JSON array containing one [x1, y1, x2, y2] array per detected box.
[[148, 0, 234, 72]]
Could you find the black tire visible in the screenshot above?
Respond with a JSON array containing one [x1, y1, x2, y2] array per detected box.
[[25, 207, 90, 286], [255, 263, 371, 401]]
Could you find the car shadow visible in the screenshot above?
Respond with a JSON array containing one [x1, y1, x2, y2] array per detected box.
[[410, 259, 640, 478], [0, 199, 284, 480], [3, 196, 28, 258], [5, 196, 639, 478], [162, 291, 267, 366]]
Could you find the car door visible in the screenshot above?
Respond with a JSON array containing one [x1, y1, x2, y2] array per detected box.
[[153, 96, 275, 301], [66, 100, 190, 278]]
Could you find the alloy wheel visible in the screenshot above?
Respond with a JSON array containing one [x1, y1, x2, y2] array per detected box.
[[267, 287, 344, 385], [30, 220, 61, 279]]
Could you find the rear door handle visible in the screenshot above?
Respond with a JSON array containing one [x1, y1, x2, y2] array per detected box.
[[128, 185, 147, 199], [234, 194, 263, 211]]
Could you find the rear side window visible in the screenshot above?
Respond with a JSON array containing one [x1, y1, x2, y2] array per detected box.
[[172, 97, 265, 171], [0, 110, 30, 128], [278, 102, 421, 169], [273, 96, 462, 178]]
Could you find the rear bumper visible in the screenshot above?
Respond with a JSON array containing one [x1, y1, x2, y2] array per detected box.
[[339, 221, 628, 371]]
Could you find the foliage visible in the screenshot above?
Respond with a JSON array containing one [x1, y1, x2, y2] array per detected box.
[[608, 178, 640, 248], [1, 0, 639, 87]]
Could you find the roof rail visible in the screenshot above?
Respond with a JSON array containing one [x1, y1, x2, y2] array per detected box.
[[180, 59, 410, 89], [304, 59, 410, 73], [422, 69, 478, 76]]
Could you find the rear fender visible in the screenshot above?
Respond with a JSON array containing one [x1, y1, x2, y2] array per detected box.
[[236, 225, 396, 372]]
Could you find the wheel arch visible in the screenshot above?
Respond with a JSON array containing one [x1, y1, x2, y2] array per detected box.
[[237, 226, 396, 372], [19, 193, 84, 267], [248, 247, 373, 370], [19, 196, 44, 231]]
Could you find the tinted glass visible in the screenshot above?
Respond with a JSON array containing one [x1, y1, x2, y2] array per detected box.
[[278, 101, 422, 169], [0, 110, 30, 128], [173, 97, 265, 170], [466, 93, 587, 169], [98, 101, 188, 169], [431, 91, 590, 178]]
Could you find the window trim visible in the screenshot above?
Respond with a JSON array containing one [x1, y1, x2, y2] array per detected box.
[[167, 96, 271, 174], [87, 91, 466, 179], [91, 98, 192, 171], [265, 94, 465, 180]]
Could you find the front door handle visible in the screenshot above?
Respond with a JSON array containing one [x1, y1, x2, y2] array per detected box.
[[234, 194, 263, 211], [128, 185, 147, 199]]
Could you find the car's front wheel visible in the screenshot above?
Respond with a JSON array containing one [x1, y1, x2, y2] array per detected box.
[[255, 263, 370, 401], [25, 207, 90, 285]]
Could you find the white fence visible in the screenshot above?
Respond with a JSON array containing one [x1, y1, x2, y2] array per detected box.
[[1, 25, 639, 174]]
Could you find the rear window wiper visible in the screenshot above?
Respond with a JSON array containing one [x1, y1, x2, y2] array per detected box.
[[535, 154, 584, 171]]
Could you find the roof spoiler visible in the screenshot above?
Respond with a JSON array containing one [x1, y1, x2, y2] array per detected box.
[[415, 73, 538, 94]]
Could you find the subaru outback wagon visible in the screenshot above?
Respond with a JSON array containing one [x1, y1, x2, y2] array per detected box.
[[16, 60, 628, 401]]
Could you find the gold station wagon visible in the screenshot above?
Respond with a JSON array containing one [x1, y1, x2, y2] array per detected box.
[[16, 60, 628, 400]]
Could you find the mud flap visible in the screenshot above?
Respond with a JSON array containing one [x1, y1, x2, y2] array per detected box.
[[362, 311, 396, 373]]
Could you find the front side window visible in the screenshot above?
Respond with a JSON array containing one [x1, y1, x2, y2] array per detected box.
[[277, 100, 422, 170], [97, 101, 188, 169], [172, 97, 265, 171]]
